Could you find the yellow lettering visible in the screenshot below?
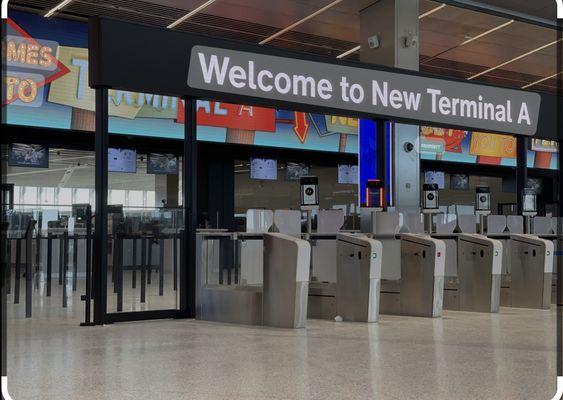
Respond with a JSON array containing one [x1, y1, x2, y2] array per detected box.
[[17, 79, 38, 103], [6, 41, 27, 63]]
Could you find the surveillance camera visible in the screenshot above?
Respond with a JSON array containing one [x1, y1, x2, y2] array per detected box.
[[367, 35, 380, 49], [404, 142, 415, 153], [403, 33, 418, 48]]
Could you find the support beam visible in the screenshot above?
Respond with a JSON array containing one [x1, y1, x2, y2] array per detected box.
[[93, 87, 109, 325], [181, 98, 198, 318], [516, 136, 528, 215]]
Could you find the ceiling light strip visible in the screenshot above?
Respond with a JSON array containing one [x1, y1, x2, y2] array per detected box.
[[460, 20, 514, 46], [259, 0, 343, 45], [336, 45, 361, 59], [167, 0, 217, 29], [521, 71, 563, 89], [44, 0, 74, 18], [468, 39, 563, 80], [418, 3, 446, 20]]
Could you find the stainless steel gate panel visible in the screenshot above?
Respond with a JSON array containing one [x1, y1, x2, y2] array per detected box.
[[400, 234, 445, 318], [457, 234, 502, 313], [336, 234, 383, 322], [263, 233, 311, 328], [510, 234, 554, 310]]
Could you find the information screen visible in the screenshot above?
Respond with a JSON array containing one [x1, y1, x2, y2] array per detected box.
[[250, 158, 277, 180], [108, 148, 137, 173], [147, 153, 178, 175], [338, 164, 358, 184], [285, 163, 309, 181], [8, 143, 49, 168], [424, 171, 445, 189]]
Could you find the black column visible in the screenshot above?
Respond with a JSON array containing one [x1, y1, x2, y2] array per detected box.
[[556, 18, 562, 380], [516, 136, 528, 215], [181, 97, 197, 318], [375, 119, 388, 207], [93, 87, 109, 325]]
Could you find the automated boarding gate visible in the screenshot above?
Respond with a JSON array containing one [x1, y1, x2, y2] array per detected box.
[[335, 234, 382, 322], [435, 215, 503, 313], [509, 234, 553, 310], [456, 235, 502, 313], [196, 232, 311, 328], [400, 234, 445, 318], [487, 215, 554, 309]]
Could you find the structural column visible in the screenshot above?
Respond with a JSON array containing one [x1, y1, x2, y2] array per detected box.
[[516, 136, 528, 215], [182, 98, 198, 318], [93, 87, 109, 325], [360, 0, 420, 211]]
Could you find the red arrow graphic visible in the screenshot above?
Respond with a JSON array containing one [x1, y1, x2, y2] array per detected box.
[[293, 112, 309, 144]]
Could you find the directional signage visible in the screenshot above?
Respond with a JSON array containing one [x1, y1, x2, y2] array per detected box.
[[89, 17, 545, 137], [188, 46, 540, 136]]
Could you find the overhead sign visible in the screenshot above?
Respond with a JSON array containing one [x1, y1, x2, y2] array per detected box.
[[89, 18, 545, 137], [187, 46, 541, 136]]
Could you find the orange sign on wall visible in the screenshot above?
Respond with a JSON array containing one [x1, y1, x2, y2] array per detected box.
[[469, 132, 516, 159]]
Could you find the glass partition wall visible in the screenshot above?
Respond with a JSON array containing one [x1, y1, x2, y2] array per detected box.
[[3, 147, 95, 322], [106, 152, 183, 314], [95, 89, 195, 323]]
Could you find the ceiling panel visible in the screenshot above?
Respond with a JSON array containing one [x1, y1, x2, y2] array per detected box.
[[419, 6, 509, 58], [8, 0, 561, 95], [462, 0, 558, 21]]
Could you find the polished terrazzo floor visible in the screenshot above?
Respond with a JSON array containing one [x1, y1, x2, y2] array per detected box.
[[5, 304, 558, 400]]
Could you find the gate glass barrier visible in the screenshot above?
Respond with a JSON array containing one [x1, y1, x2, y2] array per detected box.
[[106, 207, 183, 313]]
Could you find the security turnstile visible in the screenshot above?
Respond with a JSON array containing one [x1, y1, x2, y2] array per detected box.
[[456, 234, 502, 313], [335, 233, 382, 322], [196, 232, 311, 328], [400, 234, 446, 318], [509, 234, 553, 310]]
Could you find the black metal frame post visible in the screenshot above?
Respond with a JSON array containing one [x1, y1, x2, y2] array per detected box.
[[181, 97, 198, 318], [516, 136, 528, 215], [24, 221, 35, 318], [556, 17, 562, 382], [81, 205, 94, 326], [93, 87, 109, 325], [375, 119, 388, 207]]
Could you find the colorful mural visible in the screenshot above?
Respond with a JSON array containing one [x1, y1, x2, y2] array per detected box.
[[3, 11, 358, 154]]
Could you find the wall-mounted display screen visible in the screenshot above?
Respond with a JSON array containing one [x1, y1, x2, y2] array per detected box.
[[338, 165, 358, 184], [285, 163, 309, 181], [424, 171, 445, 189], [8, 143, 49, 168], [147, 153, 178, 175], [527, 178, 542, 195], [108, 148, 137, 173], [450, 174, 470, 190], [250, 158, 277, 180], [420, 126, 558, 170], [3, 11, 357, 155]]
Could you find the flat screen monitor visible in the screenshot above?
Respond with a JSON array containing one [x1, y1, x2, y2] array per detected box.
[[108, 148, 137, 173], [424, 170, 445, 189], [450, 174, 469, 190], [250, 158, 277, 180], [147, 153, 178, 175], [285, 162, 309, 181], [8, 143, 49, 168], [338, 164, 358, 184]]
